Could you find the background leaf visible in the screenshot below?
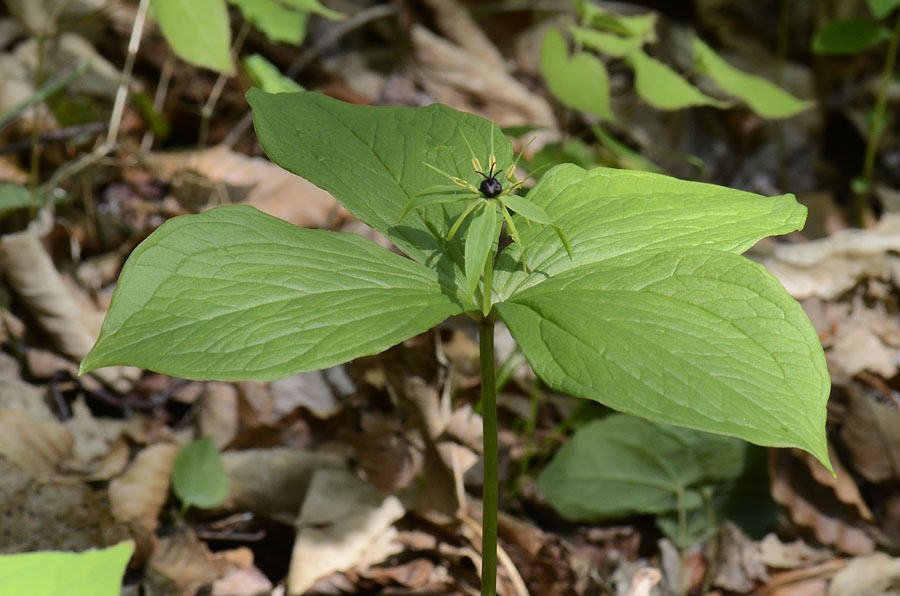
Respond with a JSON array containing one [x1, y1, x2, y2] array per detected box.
[[80, 205, 466, 380], [570, 25, 644, 58], [151, 0, 232, 73], [540, 28, 614, 120], [229, 0, 309, 45], [538, 414, 746, 520], [493, 164, 806, 300], [0, 541, 133, 596], [626, 49, 727, 110], [172, 437, 228, 510], [497, 248, 830, 467], [247, 89, 512, 300], [692, 37, 813, 118], [244, 54, 304, 93], [868, 0, 900, 19], [812, 19, 892, 54]]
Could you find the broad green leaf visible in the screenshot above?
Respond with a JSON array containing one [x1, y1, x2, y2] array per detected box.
[[570, 25, 644, 58], [244, 54, 304, 94], [173, 437, 228, 510], [869, 0, 900, 18], [626, 49, 727, 110], [493, 164, 806, 299], [574, 0, 657, 42], [496, 248, 830, 468], [812, 19, 892, 54], [692, 37, 813, 118], [280, 0, 344, 20], [80, 205, 467, 380], [0, 541, 133, 596], [247, 88, 513, 300], [400, 191, 471, 221], [540, 28, 614, 120], [465, 202, 496, 299], [538, 414, 746, 521], [151, 0, 232, 73], [230, 0, 309, 44]]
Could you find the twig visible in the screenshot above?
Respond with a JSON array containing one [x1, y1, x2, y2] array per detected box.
[[0, 122, 108, 155], [457, 510, 530, 596]]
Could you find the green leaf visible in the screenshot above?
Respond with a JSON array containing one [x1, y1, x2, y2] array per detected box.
[[538, 414, 746, 521], [172, 436, 228, 510], [570, 25, 644, 58], [279, 0, 344, 20], [230, 0, 309, 45], [812, 19, 892, 54], [244, 55, 304, 94], [80, 205, 467, 380], [497, 248, 830, 469], [465, 202, 496, 299], [247, 88, 513, 300], [151, 0, 233, 73], [0, 541, 133, 596], [626, 49, 728, 110], [868, 0, 900, 19], [692, 37, 813, 118], [540, 28, 614, 120], [493, 164, 807, 299], [574, 0, 657, 42]]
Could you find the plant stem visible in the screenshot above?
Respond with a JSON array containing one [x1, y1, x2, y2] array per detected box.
[[859, 8, 900, 222], [479, 316, 498, 596]]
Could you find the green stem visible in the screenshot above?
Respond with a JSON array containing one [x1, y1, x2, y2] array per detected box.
[[859, 8, 900, 221], [479, 316, 498, 596]]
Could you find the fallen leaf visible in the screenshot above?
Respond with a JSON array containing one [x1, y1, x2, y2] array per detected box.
[[109, 442, 178, 533], [841, 384, 900, 483], [827, 553, 900, 596], [0, 409, 73, 475]]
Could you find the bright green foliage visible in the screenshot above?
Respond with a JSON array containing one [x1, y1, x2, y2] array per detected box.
[[869, 0, 900, 19], [627, 49, 726, 110], [539, 414, 745, 518], [244, 54, 304, 93], [229, 0, 343, 45], [539, 414, 760, 546], [173, 437, 229, 511], [79, 205, 466, 380], [0, 183, 32, 214], [543, 2, 812, 120], [692, 37, 813, 118], [229, 0, 310, 44], [0, 541, 133, 596], [151, 0, 232, 73], [82, 90, 831, 472], [812, 18, 893, 54], [540, 29, 613, 120]]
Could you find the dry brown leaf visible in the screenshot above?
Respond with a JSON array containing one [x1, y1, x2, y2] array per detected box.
[[758, 559, 844, 596], [199, 382, 239, 449], [269, 369, 344, 420], [287, 467, 405, 595], [770, 448, 874, 554], [148, 528, 223, 596], [758, 533, 833, 569], [712, 522, 769, 593], [840, 384, 900, 483], [827, 552, 900, 596], [64, 396, 130, 475], [411, 24, 556, 129], [146, 145, 347, 229], [219, 448, 347, 523], [0, 456, 132, 553], [210, 547, 273, 596], [109, 442, 178, 533], [0, 409, 73, 475]]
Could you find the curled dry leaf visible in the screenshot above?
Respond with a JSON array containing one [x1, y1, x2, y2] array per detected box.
[[109, 442, 178, 533], [210, 547, 273, 596], [0, 409, 73, 476], [219, 448, 347, 523], [757, 533, 833, 569], [411, 24, 556, 130], [756, 559, 844, 596], [840, 384, 900, 483], [713, 521, 769, 593], [770, 448, 874, 555], [288, 468, 405, 595], [828, 552, 900, 596], [146, 145, 347, 229], [148, 528, 223, 596], [764, 214, 900, 300], [199, 382, 239, 449]]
